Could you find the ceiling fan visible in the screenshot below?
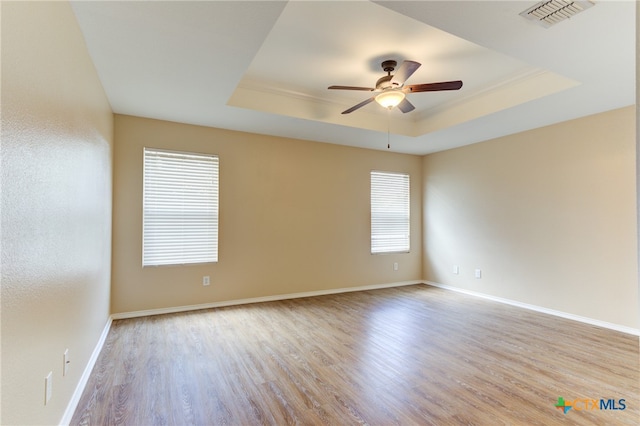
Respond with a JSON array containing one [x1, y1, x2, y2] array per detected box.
[[328, 60, 463, 114]]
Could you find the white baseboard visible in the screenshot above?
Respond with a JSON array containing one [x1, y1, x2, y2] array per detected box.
[[111, 280, 423, 320], [424, 281, 640, 336], [60, 316, 113, 426]]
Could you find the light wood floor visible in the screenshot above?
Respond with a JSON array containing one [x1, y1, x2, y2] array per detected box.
[[71, 285, 639, 425]]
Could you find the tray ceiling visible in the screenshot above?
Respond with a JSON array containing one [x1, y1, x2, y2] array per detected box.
[[71, 1, 635, 154]]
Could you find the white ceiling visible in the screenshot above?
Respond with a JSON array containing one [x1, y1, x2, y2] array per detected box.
[[71, 1, 635, 155]]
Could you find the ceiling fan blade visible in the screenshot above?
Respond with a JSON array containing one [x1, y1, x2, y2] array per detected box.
[[341, 97, 375, 114], [328, 85, 375, 91], [397, 98, 415, 113], [404, 80, 463, 93], [390, 60, 421, 86]]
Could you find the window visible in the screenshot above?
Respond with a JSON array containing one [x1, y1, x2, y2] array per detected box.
[[143, 148, 219, 266], [370, 171, 410, 254]]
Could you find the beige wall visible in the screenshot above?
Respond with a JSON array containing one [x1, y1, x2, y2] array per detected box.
[[423, 106, 638, 329], [1, 2, 113, 425], [112, 115, 422, 314]]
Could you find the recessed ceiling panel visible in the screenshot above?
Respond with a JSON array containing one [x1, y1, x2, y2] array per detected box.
[[228, 0, 578, 137], [70, 0, 631, 154]]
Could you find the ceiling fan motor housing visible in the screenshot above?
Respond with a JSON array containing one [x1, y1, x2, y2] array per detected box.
[[376, 75, 397, 90]]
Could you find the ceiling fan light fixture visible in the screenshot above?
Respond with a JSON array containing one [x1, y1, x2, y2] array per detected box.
[[329, 59, 462, 114], [375, 90, 405, 109]]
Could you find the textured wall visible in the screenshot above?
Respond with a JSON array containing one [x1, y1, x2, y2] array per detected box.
[[423, 106, 637, 329], [1, 2, 113, 424], [111, 114, 422, 314]]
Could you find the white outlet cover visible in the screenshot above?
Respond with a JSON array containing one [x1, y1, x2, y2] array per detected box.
[[453, 265, 459, 274], [475, 269, 482, 279], [203, 276, 210, 286], [63, 349, 69, 376], [45, 371, 52, 405]]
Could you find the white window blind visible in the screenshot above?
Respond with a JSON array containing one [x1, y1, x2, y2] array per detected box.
[[143, 148, 219, 266], [371, 171, 410, 254]]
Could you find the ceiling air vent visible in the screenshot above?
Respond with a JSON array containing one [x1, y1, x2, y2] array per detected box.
[[520, 0, 594, 28]]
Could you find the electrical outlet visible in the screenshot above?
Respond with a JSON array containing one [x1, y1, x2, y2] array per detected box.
[[475, 269, 482, 279], [45, 371, 52, 405], [453, 265, 459, 274], [393, 262, 399, 271], [63, 349, 69, 376], [202, 276, 210, 286]]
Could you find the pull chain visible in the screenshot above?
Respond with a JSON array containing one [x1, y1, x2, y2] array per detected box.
[[387, 107, 391, 149]]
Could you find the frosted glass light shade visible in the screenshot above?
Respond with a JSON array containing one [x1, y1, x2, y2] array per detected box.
[[375, 90, 405, 108]]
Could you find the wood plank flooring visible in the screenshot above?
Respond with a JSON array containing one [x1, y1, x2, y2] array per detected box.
[[71, 284, 639, 425]]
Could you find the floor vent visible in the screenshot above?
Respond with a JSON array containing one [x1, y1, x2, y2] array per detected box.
[[520, 0, 595, 28]]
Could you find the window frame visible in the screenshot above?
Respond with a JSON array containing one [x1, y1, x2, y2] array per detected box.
[[370, 170, 411, 255], [142, 147, 219, 267]]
